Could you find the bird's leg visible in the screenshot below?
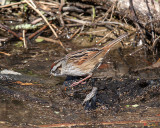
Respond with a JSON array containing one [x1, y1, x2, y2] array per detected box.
[[69, 74, 92, 87]]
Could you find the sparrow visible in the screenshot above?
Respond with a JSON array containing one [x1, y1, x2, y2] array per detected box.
[[50, 33, 128, 87]]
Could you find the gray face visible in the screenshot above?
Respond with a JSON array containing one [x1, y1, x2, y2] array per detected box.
[[50, 59, 64, 76]]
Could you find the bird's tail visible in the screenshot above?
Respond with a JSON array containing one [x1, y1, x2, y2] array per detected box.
[[101, 33, 128, 50]]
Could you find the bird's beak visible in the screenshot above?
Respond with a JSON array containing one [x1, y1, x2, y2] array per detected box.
[[50, 70, 54, 77]]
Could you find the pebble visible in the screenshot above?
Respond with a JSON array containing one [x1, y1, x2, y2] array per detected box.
[[0, 69, 22, 75]]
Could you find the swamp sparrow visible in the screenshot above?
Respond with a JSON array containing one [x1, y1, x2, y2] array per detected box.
[[50, 33, 128, 86]]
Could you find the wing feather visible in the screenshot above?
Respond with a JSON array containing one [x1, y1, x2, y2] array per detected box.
[[66, 48, 101, 65]]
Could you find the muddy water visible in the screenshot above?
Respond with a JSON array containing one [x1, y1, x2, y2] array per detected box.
[[0, 39, 160, 127]]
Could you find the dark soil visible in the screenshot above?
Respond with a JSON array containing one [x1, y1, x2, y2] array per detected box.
[[0, 40, 160, 128]]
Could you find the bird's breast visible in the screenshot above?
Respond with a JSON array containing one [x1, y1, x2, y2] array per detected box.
[[62, 63, 91, 76]]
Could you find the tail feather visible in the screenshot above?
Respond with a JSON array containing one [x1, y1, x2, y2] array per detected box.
[[101, 33, 128, 50]]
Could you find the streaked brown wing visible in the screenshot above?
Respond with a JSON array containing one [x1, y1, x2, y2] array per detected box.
[[66, 48, 101, 65]]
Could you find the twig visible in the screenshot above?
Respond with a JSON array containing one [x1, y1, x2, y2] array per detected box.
[[37, 36, 60, 44], [38, 1, 60, 8], [152, 36, 160, 53], [65, 23, 84, 27], [0, 23, 23, 40], [65, 18, 124, 26], [31, 18, 43, 24], [68, 28, 81, 40], [29, 21, 51, 40], [129, 0, 148, 46], [81, 29, 109, 34], [92, 6, 96, 22], [62, 6, 84, 13], [23, 30, 27, 49], [14, 81, 41, 86], [38, 120, 160, 128], [0, 1, 25, 8], [24, 0, 66, 50], [96, 30, 114, 45], [59, 0, 65, 12], [95, 5, 113, 23], [28, 0, 36, 8], [0, 51, 11, 56], [124, 46, 145, 57], [58, 40, 66, 50], [65, 18, 90, 24], [24, 0, 58, 38], [58, 0, 65, 27], [0, 38, 8, 42], [109, 3, 116, 21], [68, 2, 92, 9], [145, 0, 155, 42]]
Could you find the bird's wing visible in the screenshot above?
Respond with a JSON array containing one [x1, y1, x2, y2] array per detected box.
[[67, 48, 102, 65]]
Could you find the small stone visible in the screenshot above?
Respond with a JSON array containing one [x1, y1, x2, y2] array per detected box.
[[0, 69, 22, 75]]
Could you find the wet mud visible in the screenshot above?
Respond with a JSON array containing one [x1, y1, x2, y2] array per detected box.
[[0, 40, 160, 128]]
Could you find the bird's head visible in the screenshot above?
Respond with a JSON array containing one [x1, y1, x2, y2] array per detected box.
[[50, 59, 64, 76]]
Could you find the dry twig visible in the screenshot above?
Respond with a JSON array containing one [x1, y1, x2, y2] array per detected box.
[[24, 0, 66, 50], [38, 120, 160, 128], [0, 51, 11, 56], [0, 1, 25, 8], [96, 30, 114, 44], [24, 0, 58, 38]]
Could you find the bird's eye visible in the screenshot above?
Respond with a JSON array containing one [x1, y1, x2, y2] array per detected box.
[[50, 63, 62, 75]]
